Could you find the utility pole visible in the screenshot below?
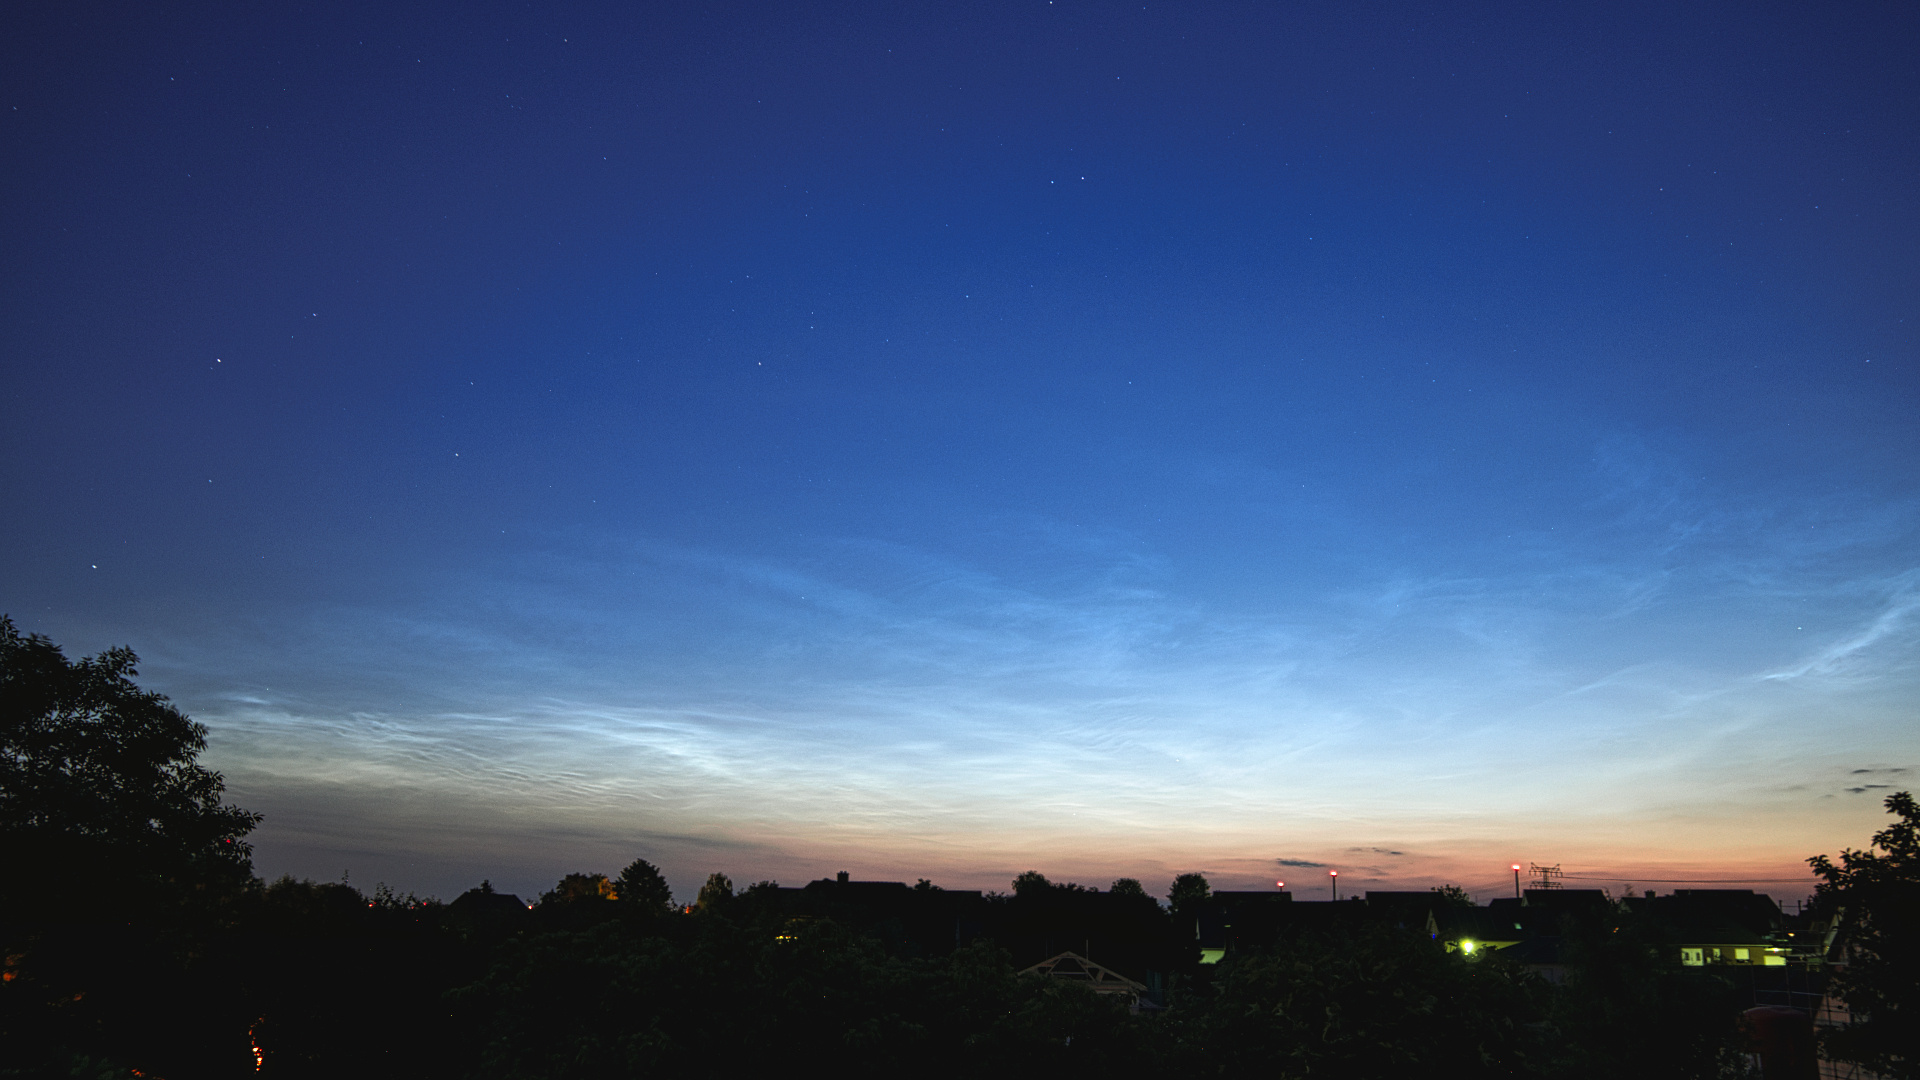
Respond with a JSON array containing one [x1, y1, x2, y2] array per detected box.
[[1512, 864, 1522, 900], [1330, 869, 1338, 901]]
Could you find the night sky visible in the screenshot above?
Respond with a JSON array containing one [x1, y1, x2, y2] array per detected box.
[[4, 1, 1915, 903]]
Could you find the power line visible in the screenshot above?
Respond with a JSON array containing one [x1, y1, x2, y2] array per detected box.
[[1557, 873, 1810, 884], [1412, 874, 1815, 895]]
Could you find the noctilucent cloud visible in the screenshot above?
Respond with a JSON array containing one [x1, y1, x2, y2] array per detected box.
[[3, 1, 1915, 904]]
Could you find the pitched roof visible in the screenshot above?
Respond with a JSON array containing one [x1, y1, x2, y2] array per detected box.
[[1019, 951, 1148, 995]]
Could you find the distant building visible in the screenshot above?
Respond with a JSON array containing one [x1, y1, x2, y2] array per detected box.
[[1622, 889, 1794, 967], [447, 884, 531, 930]]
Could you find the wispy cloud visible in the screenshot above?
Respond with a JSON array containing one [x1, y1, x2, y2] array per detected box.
[[176, 477, 1920, 897], [1765, 574, 1920, 681]]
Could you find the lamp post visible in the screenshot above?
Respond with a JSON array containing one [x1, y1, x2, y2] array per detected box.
[[1511, 864, 1522, 900], [1330, 870, 1338, 901]]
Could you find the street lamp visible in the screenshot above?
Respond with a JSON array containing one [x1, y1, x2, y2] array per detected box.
[[1511, 864, 1522, 900], [1330, 870, 1339, 901]]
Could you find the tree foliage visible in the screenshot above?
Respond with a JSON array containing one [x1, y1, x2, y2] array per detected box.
[[543, 873, 616, 905], [1168, 926, 1548, 1077], [0, 618, 264, 1077], [1811, 790, 1920, 1079], [0, 615, 260, 872], [1011, 869, 1051, 896], [444, 900, 1749, 1080], [616, 858, 675, 914], [1544, 903, 1749, 1079], [695, 872, 733, 912], [1167, 872, 1210, 914], [455, 918, 1150, 1077]]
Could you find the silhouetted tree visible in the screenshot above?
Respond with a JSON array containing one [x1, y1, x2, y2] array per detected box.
[[1811, 790, 1920, 1079], [695, 871, 733, 911], [533, 872, 621, 932], [542, 872, 616, 905], [0, 617, 262, 1076], [616, 858, 675, 915], [1109, 877, 1148, 899], [1012, 870, 1052, 896], [1431, 884, 1477, 908], [0, 616, 260, 875], [1167, 872, 1210, 915], [370, 881, 434, 910]]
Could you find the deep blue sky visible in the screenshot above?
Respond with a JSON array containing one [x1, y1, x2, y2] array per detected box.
[[4, 0, 1916, 902]]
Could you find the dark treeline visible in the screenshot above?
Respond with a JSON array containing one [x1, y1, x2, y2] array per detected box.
[[444, 867, 1765, 1079], [1, 862, 1759, 1078], [6, 619, 1915, 1079]]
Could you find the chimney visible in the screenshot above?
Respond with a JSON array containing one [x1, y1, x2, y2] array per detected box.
[[837, 871, 850, 883]]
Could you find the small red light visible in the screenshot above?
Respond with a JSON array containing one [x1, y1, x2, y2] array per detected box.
[[1329, 870, 1337, 876], [1511, 864, 1522, 871], [1276, 881, 1285, 888]]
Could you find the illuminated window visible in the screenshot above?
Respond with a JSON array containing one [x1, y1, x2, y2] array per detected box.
[[1681, 948, 1704, 966]]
